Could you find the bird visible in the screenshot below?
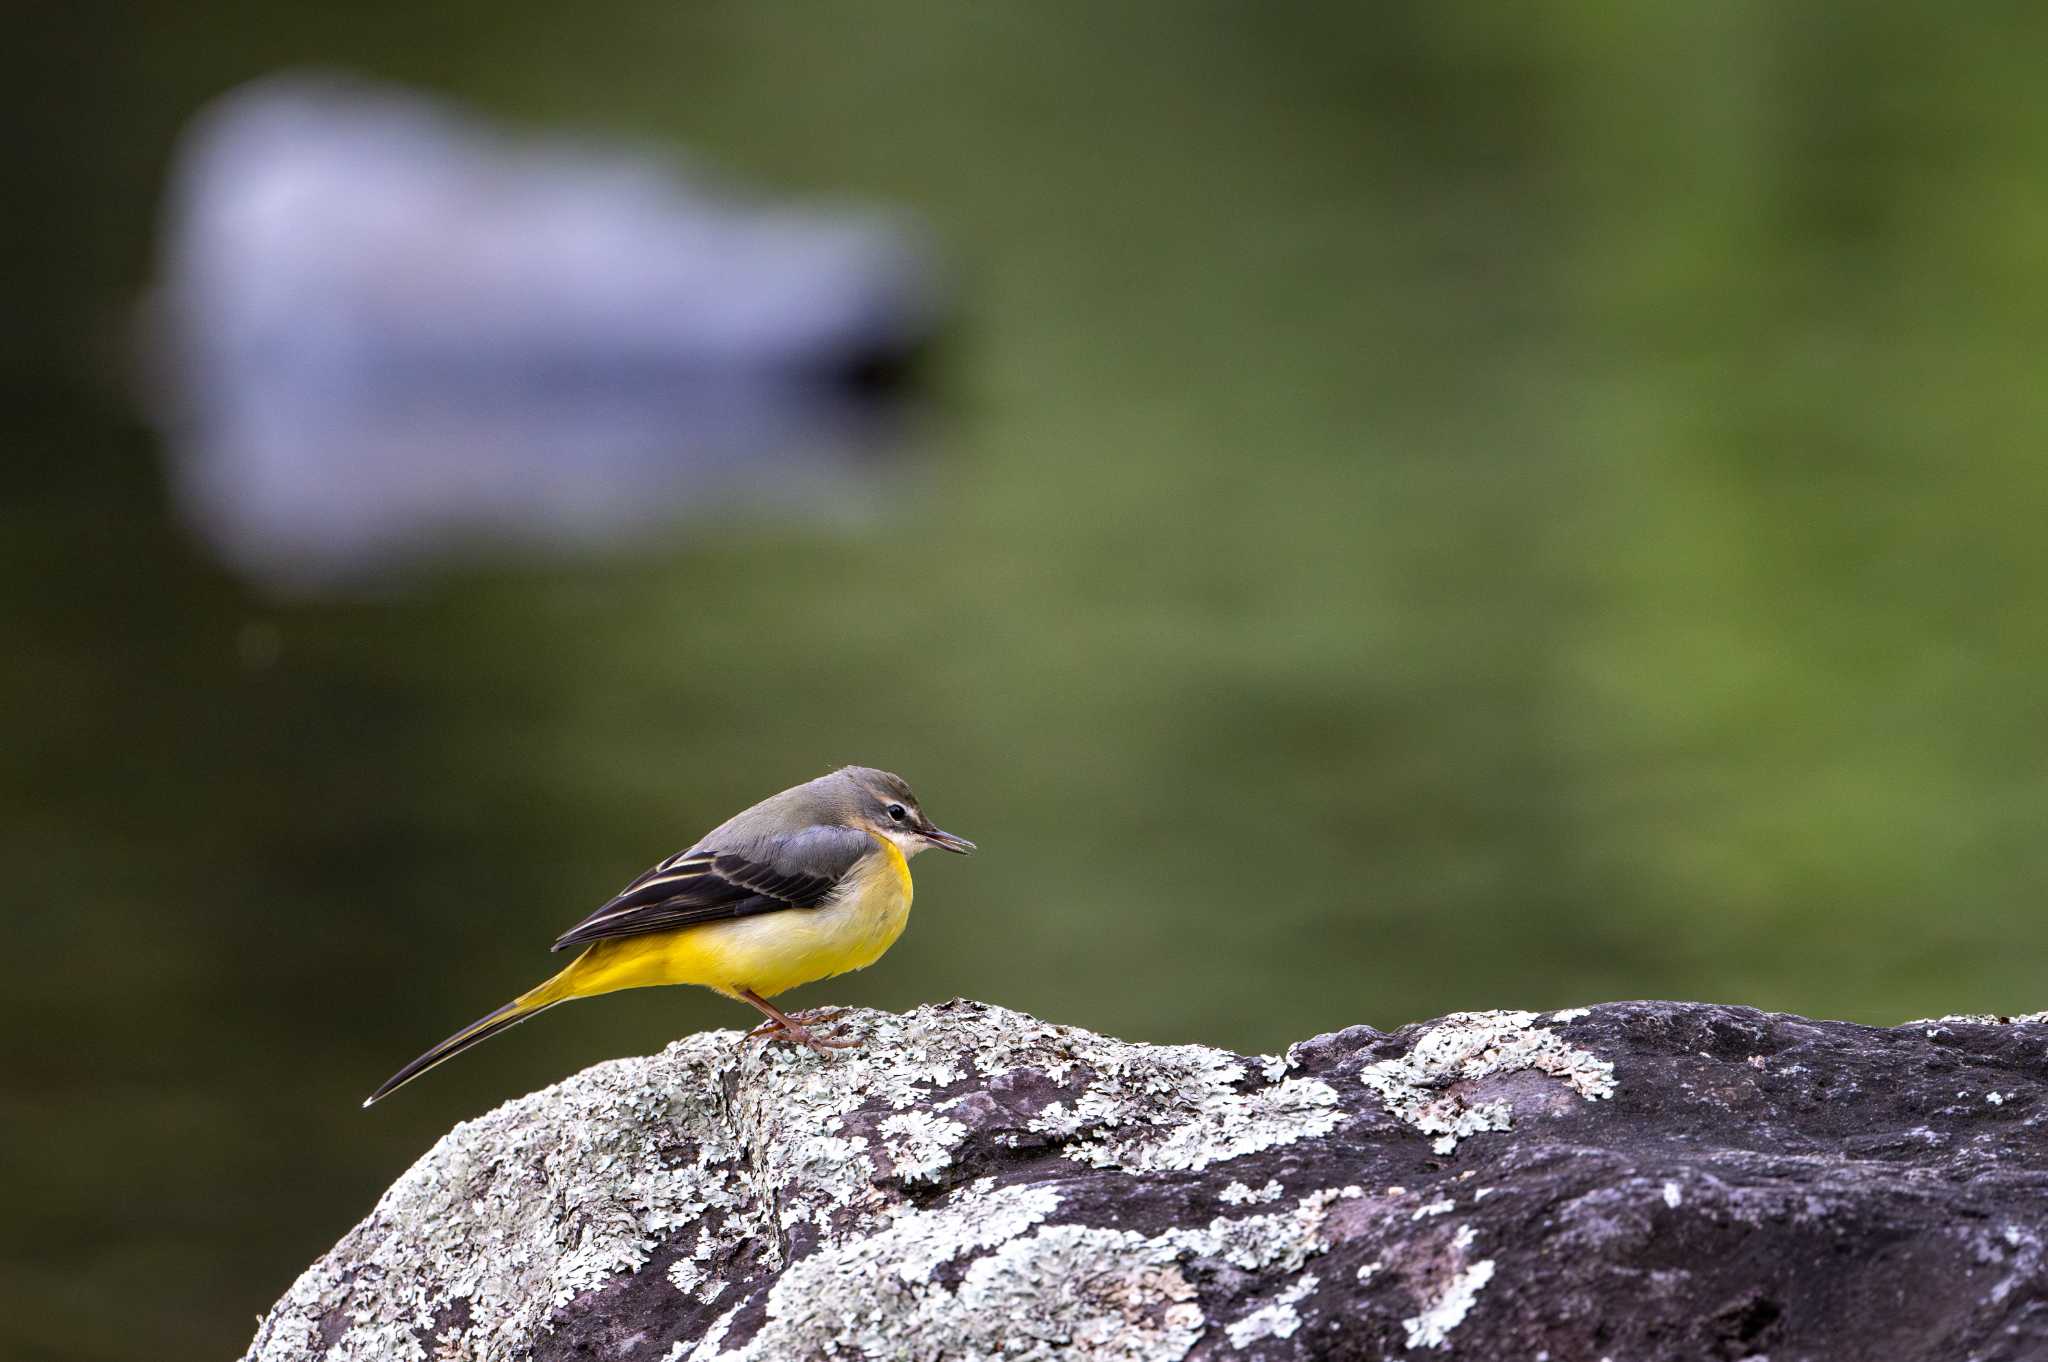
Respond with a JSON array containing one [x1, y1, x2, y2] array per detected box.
[[363, 766, 974, 1106]]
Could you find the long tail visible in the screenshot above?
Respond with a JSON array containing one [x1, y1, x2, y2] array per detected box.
[[362, 966, 578, 1107]]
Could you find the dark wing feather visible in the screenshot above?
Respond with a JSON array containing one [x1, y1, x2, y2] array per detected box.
[[551, 826, 875, 952]]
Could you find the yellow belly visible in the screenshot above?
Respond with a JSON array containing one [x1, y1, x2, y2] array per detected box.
[[546, 835, 913, 1003]]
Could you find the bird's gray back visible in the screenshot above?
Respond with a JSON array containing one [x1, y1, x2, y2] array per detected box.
[[701, 771, 854, 844]]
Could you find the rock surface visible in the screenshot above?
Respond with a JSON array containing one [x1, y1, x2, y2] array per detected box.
[[243, 1000, 2048, 1361]]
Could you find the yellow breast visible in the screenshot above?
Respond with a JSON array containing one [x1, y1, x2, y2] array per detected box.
[[557, 833, 914, 1002]]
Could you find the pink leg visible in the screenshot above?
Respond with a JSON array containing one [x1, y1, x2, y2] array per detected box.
[[736, 990, 860, 1053]]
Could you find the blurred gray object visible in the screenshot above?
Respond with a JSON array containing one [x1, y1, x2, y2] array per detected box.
[[148, 73, 945, 590]]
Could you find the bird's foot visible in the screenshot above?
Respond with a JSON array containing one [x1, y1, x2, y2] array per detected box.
[[741, 1006, 848, 1041], [742, 1020, 861, 1054], [784, 1022, 862, 1054], [740, 1011, 861, 1053]]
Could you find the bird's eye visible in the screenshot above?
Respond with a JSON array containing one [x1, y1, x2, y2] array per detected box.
[[887, 804, 907, 822]]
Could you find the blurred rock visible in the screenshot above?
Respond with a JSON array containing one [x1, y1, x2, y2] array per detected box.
[[245, 1000, 2048, 1360], [148, 74, 944, 590]]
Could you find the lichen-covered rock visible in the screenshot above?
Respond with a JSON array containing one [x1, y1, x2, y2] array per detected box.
[[242, 1000, 2048, 1362]]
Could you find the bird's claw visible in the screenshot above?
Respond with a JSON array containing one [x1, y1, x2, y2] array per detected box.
[[739, 1008, 861, 1053], [790, 1028, 862, 1053]]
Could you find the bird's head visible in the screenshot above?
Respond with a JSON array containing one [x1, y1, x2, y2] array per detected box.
[[833, 765, 975, 858]]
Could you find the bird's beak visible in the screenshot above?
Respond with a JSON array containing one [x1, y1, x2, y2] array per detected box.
[[920, 826, 976, 855]]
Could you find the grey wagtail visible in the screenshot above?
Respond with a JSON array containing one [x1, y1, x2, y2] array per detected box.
[[364, 766, 973, 1106]]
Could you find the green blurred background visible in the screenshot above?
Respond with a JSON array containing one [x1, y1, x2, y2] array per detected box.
[[10, 3, 2048, 1358]]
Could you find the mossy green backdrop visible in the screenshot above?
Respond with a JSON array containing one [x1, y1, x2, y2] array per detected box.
[[11, 4, 2048, 1358]]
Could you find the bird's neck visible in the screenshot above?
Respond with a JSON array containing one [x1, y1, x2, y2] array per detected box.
[[864, 831, 916, 900]]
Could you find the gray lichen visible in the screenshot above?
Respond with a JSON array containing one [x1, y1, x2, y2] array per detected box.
[[1027, 1038, 1342, 1174], [1222, 1272, 1317, 1349], [245, 1040, 762, 1362], [1218, 1179, 1284, 1207], [1908, 1012, 2048, 1027], [1402, 1259, 1495, 1350], [1354, 1009, 1616, 1154]]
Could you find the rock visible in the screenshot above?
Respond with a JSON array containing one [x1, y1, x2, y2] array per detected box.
[[242, 1000, 2048, 1361]]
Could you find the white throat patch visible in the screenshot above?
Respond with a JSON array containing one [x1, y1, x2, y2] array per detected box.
[[877, 826, 927, 858]]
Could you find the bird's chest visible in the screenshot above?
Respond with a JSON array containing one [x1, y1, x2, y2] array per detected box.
[[823, 836, 914, 966]]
